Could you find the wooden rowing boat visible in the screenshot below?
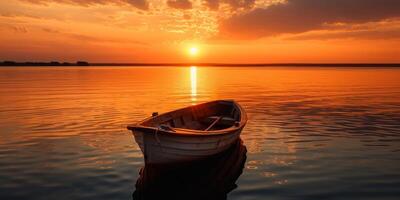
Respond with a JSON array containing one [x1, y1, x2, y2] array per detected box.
[[127, 100, 247, 164]]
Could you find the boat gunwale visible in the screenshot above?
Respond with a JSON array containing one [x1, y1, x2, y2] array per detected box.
[[127, 100, 247, 137]]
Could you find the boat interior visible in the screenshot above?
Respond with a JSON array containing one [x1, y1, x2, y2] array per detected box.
[[142, 101, 241, 131]]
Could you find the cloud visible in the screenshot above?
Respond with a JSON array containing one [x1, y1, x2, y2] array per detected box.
[[284, 20, 400, 40], [203, 0, 256, 10], [19, 0, 149, 10], [286, 29, 400, 41], [40, 27, 149, 45], [219, 0, 400, 39], [0, 25, 29, 33], [125, 0, 148, 10], [203, 0, 219, 10], [167, 0, 192, 10]]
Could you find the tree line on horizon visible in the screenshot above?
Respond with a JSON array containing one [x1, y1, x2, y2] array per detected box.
[[0, 61, 90, 66]]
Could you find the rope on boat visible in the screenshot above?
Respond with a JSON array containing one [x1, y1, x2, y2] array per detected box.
[[154, 128, 161, 144], [154, 128, 165, 153]]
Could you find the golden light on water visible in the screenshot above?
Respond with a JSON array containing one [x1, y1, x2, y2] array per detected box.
[[190, 66, 197, 102]]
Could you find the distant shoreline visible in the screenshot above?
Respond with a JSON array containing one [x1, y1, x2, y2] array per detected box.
[[1, 61, 400, 67]]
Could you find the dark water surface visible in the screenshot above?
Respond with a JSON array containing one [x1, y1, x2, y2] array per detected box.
[[1, 66, 400, 199]]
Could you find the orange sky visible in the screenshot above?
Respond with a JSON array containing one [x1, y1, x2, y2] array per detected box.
[[0, 0, 400, 63]]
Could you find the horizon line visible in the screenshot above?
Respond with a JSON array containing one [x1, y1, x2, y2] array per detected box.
[[1, 61, 400, 67]]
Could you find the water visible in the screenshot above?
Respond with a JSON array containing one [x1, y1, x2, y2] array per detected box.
[[0, 66, 400, 199]]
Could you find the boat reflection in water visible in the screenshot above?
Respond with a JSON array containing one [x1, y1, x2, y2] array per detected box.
[[132, 139, 247, 200]]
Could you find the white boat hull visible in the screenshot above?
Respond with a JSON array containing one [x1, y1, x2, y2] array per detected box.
[[133, 128, 243, 164]]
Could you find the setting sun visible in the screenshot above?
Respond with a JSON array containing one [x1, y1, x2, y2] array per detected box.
[[189, 47, 199, 56]]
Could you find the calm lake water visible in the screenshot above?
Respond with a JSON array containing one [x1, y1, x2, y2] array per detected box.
[[1, 66, 400, 200]]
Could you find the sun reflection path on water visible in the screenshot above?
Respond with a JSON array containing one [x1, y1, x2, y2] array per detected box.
[[190, 66, 197, 103]]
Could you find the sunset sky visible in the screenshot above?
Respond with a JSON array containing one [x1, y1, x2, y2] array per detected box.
[[0, 0, 399, 63]]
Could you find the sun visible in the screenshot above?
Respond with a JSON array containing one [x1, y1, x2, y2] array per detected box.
[[189, 47, 199, 56]]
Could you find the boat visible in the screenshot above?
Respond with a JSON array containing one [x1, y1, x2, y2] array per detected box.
[[127, 100, 247, 164], [132, 139, 247, 200]]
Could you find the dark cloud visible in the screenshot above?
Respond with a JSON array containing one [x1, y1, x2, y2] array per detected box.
[[125, 0, 148, 10], [203, 0, 219, 10], [9, 26, 28, 33], [286, 29, 400, 40], [19, 0, 149, 10], [167, 0, 192, 10], [203, 0, 255, 10], [225, 0, 255, 9], [220, 0, 400, 39]]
